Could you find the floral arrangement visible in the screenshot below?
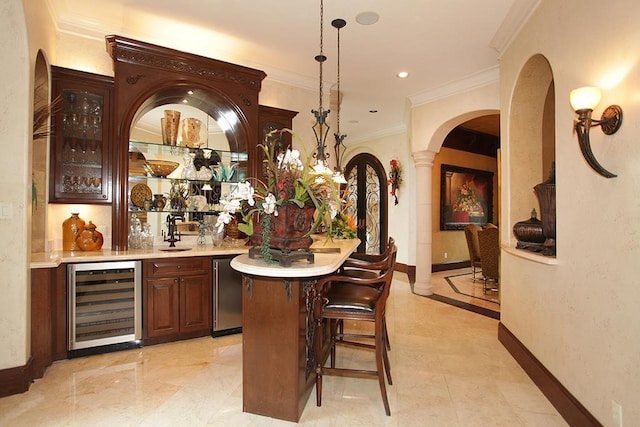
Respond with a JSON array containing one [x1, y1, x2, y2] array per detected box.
[[388, 159, 402, 205], [215, 129, 341, 261], [453, 181, 484, 215], [330, 212, 357, 239], [329, 188, 357, 239]]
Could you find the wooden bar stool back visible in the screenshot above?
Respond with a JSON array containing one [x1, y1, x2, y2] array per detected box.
[[314, 243, 397, 416]]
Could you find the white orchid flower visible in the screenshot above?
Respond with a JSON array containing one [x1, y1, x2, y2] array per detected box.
[[278, 149, 304, 170], [263, 193, 278, 215], [236, 181, 255, 206], [215, 211, 234, 233], [220, 197, 241, 214], [329, 200, 339, 220]]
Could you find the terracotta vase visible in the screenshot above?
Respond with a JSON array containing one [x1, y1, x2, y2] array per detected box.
[[76, 221, 104, 251], [62, 212, 85, 251], [250, 205, 315, 251]]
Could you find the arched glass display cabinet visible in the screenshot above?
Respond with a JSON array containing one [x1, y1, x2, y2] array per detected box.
[[106, 35, 266, 250]]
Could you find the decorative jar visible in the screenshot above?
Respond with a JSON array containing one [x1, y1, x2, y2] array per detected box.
[[76, 221, 104, 251], [62, 212, 85, 251]]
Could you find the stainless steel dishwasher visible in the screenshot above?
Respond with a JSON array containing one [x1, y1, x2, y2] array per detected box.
[[68, 260, 142, 356], [212, 256, 243, 336]]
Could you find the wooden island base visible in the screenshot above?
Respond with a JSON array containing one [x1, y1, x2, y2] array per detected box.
[[232, 238, 359, 422], [242, 275, 316, 422]]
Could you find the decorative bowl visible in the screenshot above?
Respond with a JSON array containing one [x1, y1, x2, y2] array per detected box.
[[144, 160, 180, 177], [223, 237, 249, 248]]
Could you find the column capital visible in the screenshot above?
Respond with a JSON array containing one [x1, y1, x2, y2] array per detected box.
[[412, 150, 436, 167]]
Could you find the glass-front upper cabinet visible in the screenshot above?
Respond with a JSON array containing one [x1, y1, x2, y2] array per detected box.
[[49, 66, 113, 203]]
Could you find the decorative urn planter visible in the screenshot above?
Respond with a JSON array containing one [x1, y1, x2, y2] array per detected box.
[[534, 162, 556, 256], [513, 208, 545, 250], [249, 205, 316, 251]]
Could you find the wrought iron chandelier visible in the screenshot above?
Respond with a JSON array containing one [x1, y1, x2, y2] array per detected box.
[[311, 0, 332, 174], [332, 17, 347, 184]]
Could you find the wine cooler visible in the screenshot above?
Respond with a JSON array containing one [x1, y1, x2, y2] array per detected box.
[[68, 261, 142, 353]]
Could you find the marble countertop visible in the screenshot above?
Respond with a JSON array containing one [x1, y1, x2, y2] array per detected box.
[[230, 237, 359, 278], [31, 244, 249, 269]]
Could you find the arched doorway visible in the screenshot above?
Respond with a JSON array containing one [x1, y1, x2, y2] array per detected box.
[[344, 153, 388, 254]]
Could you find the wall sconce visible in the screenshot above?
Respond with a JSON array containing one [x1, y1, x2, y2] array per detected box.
[[570, 86, 623, 178]]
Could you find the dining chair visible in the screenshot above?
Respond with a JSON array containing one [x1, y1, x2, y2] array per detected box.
[[464, 224, 482, 281]]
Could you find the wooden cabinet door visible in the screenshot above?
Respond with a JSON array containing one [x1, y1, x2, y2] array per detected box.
[[50, 66, 113, 204], [145, 277, 180, 338], [180, 274, 211, 334]]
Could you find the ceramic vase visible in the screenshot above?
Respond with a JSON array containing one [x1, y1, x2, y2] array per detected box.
[[76, 221, 104, 251], [62, 212, 85, 251]]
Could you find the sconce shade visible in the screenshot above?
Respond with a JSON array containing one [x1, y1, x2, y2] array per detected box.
[[570, 86, 602, 111], [570, 86, 623, 178]]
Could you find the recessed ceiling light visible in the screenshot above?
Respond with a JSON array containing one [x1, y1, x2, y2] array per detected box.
[[397, 71, 409, 79], [356, 11, 379, 25], [187, 90, 194, 95], [369, 109, 378, 114]]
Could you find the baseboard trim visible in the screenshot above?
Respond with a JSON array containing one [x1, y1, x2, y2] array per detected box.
[[432, 260, 470, 272], [0, 357, 33, 398], [498, 323, 602, 426], [395, 262, 415, 284]]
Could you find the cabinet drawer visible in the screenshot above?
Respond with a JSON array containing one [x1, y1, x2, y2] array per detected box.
[[144, 257, 209, 278]]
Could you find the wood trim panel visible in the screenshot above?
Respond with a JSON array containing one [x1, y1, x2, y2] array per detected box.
[[394, 262, 415, 284], [0, 358, 32, 398], [498, 322, 602, 426], [432, 260, 471, 272]]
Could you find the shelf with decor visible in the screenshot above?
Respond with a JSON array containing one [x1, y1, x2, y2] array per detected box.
[[127, 133, 247, 246]]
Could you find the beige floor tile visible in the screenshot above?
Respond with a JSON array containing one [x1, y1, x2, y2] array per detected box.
[[0, 272, 565, 426]]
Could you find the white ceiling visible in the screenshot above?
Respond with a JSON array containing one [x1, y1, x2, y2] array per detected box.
[[46, 0, 539, 142]]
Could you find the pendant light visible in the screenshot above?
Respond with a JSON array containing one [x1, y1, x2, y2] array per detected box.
[[311, 0, 332, 174], [332, 17, 347, 184]]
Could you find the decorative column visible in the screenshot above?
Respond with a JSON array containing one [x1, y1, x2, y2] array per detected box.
[[412, 150, 436, 296]]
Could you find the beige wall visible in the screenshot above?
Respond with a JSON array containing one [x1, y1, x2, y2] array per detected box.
[[499, 0, 640, 424], [0, 0, 30, 370]]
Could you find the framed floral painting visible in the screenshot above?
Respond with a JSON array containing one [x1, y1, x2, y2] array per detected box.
[[440, 164, 493, 230]]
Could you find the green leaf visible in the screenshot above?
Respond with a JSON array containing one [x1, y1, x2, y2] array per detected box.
[[237, 218, 253, 236]]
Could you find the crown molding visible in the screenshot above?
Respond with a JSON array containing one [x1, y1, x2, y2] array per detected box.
[[409, 66, 500, 107], [490, 0, 542, 56]]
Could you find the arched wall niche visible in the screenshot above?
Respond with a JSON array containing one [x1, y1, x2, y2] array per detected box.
[[32, 49, 51, 253], [508, 54, 555, 246]]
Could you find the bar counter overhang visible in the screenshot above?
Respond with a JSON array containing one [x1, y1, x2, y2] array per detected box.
[[231, 237, 360, 422]]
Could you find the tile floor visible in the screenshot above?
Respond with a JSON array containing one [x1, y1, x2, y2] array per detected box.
[[0, 272, 566, 426], [429, 268, 500, 317]]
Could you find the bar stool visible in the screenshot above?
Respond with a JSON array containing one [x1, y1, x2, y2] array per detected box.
[[314, 243, 397, 416], [337, 236, 395, 350]]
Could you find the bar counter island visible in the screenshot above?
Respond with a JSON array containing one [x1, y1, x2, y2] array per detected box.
[[230, 236, 360, 422]]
